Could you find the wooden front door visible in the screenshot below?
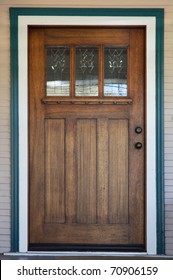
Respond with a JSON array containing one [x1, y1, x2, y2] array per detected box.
[[29, 27, 145, 251]]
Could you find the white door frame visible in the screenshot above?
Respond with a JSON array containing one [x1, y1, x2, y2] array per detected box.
[[18, 15, 156, 254]]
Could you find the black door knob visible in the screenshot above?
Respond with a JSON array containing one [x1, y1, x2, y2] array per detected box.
[[135, 142, 142, 149], [135, 127, 142, 134]]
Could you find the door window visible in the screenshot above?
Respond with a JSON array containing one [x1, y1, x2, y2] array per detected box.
[[46, 46, 70, 96], [46, 45, 128, 98], [104, 47, 127, 96], [75, 46, 99, 96]]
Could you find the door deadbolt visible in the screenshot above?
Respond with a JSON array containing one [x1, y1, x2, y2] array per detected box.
[[135, 127, 142, 134], [135, 142, 143, 149]]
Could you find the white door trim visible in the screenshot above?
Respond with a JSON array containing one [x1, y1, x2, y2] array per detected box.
[[18, 15, 156, 254]]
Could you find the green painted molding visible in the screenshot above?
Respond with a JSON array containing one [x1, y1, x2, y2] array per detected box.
[[10, 9, 19, 253], [155, 10, 165, 255], [10, 7, 164, 254], [10, 7, 164, 16]]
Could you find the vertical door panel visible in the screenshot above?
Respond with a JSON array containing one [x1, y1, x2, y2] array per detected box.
[[65, 118, 76, 224], [97, 118, 109, 224], [108, 119, 129, 224], [45, 119, 65, 223], [76, 119, 97, 224]]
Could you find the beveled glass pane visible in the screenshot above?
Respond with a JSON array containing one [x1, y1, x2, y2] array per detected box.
[[75, 47, 98, 96], [104, 47, 127, 96], [46, 46, 70, 96]]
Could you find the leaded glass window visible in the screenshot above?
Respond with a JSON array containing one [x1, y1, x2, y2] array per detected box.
[[75, 47, 99, 96], [46, 45, 128, 98], [46, 46, 70, 96], [104, 47, 128, 96]]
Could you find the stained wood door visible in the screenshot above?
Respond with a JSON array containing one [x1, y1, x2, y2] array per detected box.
[[29, 27, 146, 251]]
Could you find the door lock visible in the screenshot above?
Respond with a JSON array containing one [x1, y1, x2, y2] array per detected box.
[[135, 127, 142, 134], [135, 142, 142, 149]]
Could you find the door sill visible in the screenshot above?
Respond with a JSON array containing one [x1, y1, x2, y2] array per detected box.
[[5, 251, 149, 257], [4, 252, 173, 260]]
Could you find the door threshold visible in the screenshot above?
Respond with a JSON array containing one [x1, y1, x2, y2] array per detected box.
[[4, 252, 173, 259], [5, 251, 149, 257]]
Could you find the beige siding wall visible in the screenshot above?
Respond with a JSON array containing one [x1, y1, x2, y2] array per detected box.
[[0, 0, 173, 254], [0, 4, 11, 253], [165, 7, 173, 255]]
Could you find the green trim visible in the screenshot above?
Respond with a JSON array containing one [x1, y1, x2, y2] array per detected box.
[[10, 8, 164, 254], [155, 11, 165, 255], [10, 9, 19, 253], [10, 7, 164, 17]]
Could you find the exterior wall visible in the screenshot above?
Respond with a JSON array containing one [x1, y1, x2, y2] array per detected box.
[[0, 4, 11, 253], [0, 0, 172, 254], [165, 10, 173, 254]]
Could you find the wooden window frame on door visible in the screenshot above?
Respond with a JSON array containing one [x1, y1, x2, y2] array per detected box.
[[10, 8, 164, 255]]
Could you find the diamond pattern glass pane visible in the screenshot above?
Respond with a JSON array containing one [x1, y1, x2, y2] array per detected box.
[[46, 46, 70, 96], [75, 47, 99, 96], [104, 47, 128, 96]]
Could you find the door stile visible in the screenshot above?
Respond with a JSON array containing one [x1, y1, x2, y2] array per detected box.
[[128, 29, 145, 245], [29, 29, 46, 242]]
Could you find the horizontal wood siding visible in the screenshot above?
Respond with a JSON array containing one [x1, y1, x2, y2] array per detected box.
[[164, 8, 173, 255], [0, 6, 11, 253], [0, 0, 173, 254]]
